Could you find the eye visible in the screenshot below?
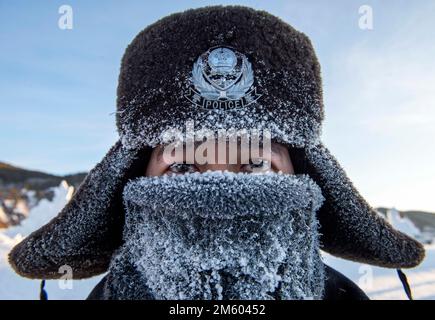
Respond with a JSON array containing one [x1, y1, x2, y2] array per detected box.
[[241, 158, 272, 173], [167, 162, 198, 174]]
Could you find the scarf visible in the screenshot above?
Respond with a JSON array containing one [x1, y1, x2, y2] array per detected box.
[[104, 171, 325, 300]]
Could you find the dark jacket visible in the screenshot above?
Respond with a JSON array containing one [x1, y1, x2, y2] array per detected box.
[[87, 264, 369, 300]]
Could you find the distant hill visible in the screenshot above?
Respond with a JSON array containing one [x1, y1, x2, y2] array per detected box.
[[0, 161, 88, 227], [0, 161, 87, 191], [377, 207, 435, 232]]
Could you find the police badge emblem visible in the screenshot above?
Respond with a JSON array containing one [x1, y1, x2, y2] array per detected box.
[[185, 47, 262, 110]]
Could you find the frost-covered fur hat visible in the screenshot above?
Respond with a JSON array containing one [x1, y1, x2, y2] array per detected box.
[[9, 5, 424, 279]]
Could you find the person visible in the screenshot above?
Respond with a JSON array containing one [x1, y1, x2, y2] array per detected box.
[[9, 6, 424, 300]]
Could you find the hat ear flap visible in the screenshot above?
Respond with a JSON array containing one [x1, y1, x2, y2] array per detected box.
[[304, 143, 425, 268], [9, 140, 151, 279]]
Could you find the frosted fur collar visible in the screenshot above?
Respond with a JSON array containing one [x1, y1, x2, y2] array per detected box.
[[104, 171, 325, 300]]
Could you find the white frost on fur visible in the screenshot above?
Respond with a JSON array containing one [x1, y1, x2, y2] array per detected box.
[[107, 171, 325, 300]]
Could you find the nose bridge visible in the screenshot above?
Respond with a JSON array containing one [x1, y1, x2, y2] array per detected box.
[[199, 163, 239, 173]]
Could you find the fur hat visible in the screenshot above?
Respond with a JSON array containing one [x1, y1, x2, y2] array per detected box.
[[9, 5, 424, 279]]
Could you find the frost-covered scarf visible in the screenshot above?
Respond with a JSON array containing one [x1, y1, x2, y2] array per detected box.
[[104, 171, 326, 300]]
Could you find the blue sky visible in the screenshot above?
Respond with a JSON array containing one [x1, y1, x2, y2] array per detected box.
[[1, 0, 434, 212]]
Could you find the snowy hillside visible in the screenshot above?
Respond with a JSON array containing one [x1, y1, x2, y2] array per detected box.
[[0, 182, 102, 300], [0, 184, 434, 300]]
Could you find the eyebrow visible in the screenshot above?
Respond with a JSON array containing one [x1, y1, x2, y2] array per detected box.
[[156, 142, 282, 163]]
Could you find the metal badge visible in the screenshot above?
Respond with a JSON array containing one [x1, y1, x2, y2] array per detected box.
[[185, 46, 262, 110]]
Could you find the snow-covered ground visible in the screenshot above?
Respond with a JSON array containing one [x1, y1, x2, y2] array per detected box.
[[0, 183, 433, 300], [325, 209, 435, 300], [324, 246, 435, 300]]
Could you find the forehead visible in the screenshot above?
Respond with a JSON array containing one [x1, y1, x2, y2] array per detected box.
[[155, 141, 285, 160]]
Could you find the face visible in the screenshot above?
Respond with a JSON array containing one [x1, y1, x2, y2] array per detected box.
[[145, 141, 294, 176]]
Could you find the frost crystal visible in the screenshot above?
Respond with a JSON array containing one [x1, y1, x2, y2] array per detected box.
[[105, 171, 325, 300]]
